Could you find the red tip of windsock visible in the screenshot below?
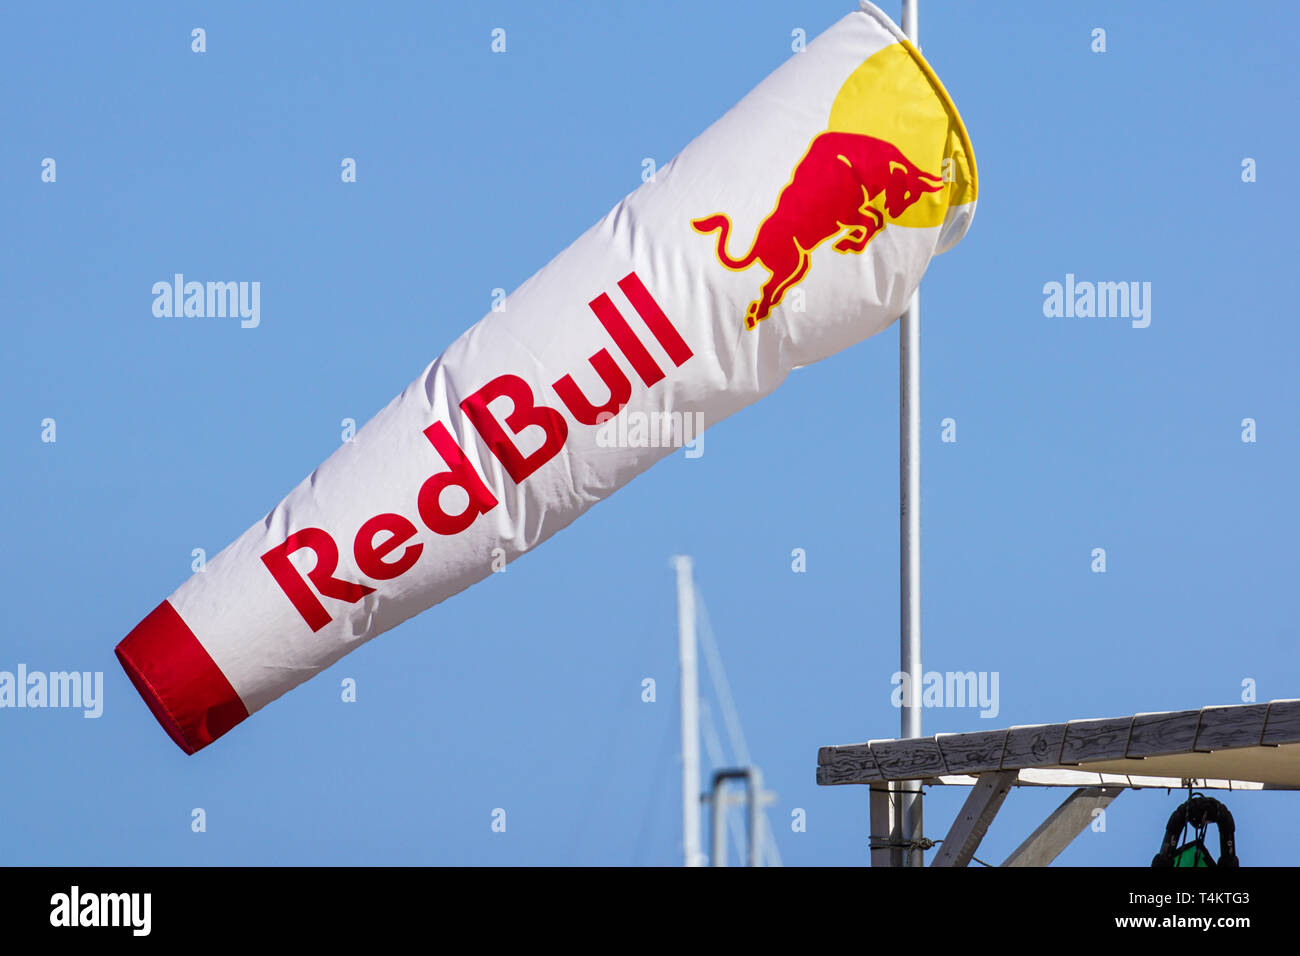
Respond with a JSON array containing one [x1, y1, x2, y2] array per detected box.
[[115, 601, 249, 755]]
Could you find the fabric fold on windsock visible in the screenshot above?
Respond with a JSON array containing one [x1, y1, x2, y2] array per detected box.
[[116, 0, 978, 754]]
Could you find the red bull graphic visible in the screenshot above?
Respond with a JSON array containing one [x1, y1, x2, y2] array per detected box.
[[692, 131, 944, 329], [109, 4, 977, 757]]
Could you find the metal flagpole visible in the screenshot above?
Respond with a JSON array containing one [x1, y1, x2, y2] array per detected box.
[[897, 0, 925, 869], [674, 555, 704, 866]]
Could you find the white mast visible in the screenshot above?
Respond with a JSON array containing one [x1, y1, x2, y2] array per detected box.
[[897, 0, 925, 869], [674, 555, 704, 866]]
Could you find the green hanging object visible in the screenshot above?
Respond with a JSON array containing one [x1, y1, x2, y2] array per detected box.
[[1152, 794, 1239, 868], [1172, 839, 1215, 868]]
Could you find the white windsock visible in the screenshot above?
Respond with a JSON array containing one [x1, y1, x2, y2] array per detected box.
[[116, 1, 977, 754]]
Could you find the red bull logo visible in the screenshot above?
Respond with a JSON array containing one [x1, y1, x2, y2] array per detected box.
[[692, 131, 943, 329]]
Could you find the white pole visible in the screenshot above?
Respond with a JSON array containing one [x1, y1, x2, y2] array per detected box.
[[902, 0, 919, 42], [898, 0, 924, 869], [675, 555, 704, 867], [747, 767, 762, 868]]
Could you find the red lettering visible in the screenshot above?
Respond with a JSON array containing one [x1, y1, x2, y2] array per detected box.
[[261, 274, 689, 636], [417, 421, 500, 534], [354, 512, 423, 580], [261, 528, 375, 632], [618, 272, 692, 367], [460, 374, 569, 484], [552, 348, 631, 426], [589, 292, 664, 386]]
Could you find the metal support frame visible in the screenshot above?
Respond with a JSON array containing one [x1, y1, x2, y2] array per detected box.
[[706, 768, 761, 867]]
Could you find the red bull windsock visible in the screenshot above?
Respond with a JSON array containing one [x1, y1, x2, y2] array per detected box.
[[116, 0, 977, 754]]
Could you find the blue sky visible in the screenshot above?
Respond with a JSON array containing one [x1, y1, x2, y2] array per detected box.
[[2, 0, 1298, 866]]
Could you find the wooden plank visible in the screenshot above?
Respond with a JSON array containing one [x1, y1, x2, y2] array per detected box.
[[1261, 700, 1300, 746], [815, 744, 880, 786], [815, 701, 1300, 787], [1001, 787, 1122, 867], [931, 771, 1017, 867], [1009, 769, 1264, 790], [1194, 704, 1269, 752], [1126, 709, 1200, 758], [868, 737, 946, 780], [869, 786, 900, 867], [1001, 723, 1067, 771], [935, 730, 1008, 776], [1059, 717, 1133, 765]]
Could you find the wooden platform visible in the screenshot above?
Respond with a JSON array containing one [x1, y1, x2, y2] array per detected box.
[[818, 699, 1300, 790]]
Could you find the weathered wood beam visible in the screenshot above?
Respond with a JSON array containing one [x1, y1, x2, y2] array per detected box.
[[931, 771, 1017, 867], [1001, 787, 1122, 867], [815, 700, 1300, 786]]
